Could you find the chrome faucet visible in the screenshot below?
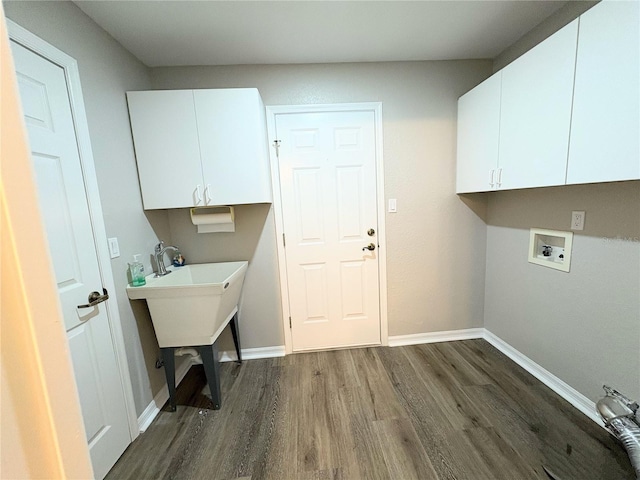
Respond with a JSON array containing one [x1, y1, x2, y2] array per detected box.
[[154, 241, 179, 277]]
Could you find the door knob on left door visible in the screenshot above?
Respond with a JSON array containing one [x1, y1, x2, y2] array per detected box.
[[362, 243, 376, 251], [77, 288, 109, 308]]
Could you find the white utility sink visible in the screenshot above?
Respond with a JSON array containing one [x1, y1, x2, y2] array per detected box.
[[126, 261, 248, 348]]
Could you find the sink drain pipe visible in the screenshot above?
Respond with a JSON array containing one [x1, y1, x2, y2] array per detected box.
[[596, 385, 640, 479], [175, 347, 203, 364]]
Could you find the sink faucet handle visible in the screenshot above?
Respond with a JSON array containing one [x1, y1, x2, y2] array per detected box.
[[155, 241, 165, 253]]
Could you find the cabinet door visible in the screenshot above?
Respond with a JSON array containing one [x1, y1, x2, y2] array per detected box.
[[498, 20, 578, 190], [194, 88, 272, 205], [127, 90, 204, 209], [456, 72, 502, 193], [567, 1, 640, 185]]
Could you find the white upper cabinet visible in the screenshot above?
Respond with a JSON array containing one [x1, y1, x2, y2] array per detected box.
[[127, 90, 203, 209], [194, 89, 272, 205], [456, 1, 639, 194], [127, 88, 272, 210], [455, 20, 578, 194], [456, 72, 502, 194], [498, 19, 578, 190], [567, 0, 640, 185]]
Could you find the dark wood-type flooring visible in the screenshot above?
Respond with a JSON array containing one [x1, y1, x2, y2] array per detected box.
[[107, 340, 634, 479]]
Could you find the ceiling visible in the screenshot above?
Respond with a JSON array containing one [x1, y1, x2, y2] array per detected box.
[[74, 1, 568, 67]]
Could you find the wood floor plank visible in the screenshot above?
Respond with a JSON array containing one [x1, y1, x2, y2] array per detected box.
[[188, 359, 282, 479], [372, 417, 439, 480], [347, 348, 410, 422], [447, 426, 540, 480], [374, 346, 465, 479], [431, 341, 494, 387], [249, 357, 298, 480], [399, 345, 493, 431], [107, 340, 635, 480], [297, 351, 363, 478], [296, 468, 344, 480], [347, 402, 392, 480]]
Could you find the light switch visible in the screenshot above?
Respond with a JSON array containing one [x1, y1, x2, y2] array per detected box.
[[108, 237, 120, 258], [388, 198, 397, 213]]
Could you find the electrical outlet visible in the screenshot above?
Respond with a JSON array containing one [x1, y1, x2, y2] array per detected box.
[[388, 198, 397, 213], [108, 237, 120, 258], [571, 211, 585, 231]]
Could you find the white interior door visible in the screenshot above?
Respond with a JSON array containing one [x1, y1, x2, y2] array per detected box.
[[276, 110, 380, 351], [11, 40, 130, 480]]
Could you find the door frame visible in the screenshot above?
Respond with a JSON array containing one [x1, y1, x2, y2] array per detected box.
[[7, 19, 139, 440], [266, 103, 388, 354]]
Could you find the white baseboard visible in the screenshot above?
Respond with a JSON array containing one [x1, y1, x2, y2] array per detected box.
[[137, 345, 286, 432], [388, 328, 484, 347], [483, 329, 603, 427], [219, 345, 286, 362], [137, 358, 192, 432]]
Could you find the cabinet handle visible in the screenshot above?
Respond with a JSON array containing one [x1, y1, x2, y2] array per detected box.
[[489, 169, 495, 188], [204, 184, 212, 205], [496, 168, 503, 187], [194, 185, 203, 205]]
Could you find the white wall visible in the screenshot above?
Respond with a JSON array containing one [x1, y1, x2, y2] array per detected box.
[[3, 0, 174, 416], [151, 60, 492, 346], [484, 182, 640, 401]]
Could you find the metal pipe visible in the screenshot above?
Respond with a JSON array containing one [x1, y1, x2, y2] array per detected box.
[[597, 385, 640, 479], [174, 347, 202, 364]]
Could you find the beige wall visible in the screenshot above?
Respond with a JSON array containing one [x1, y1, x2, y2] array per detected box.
[[1, 7, 93, 476], [152, 60, 493, 343], [3, 0, 175, 415], [484, 182, 640, 401]]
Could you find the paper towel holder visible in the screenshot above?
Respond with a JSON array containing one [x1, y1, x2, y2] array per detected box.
[[190, 206, 235, 233]]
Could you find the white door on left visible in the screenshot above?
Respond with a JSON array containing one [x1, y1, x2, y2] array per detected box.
[[10, 40, 130, 480]]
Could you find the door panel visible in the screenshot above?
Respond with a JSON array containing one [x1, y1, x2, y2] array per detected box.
[[336, 166, 365, 240], [276, 111, 380, 351], [11, 40, 130, 480], [340, 260, 367, 319], [300, 263, 330, 323], [294, 168, 324, 243]]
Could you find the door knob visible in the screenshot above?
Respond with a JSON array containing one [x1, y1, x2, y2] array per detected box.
[[362, 243, 376, 251], [77, 288, 109, 308]]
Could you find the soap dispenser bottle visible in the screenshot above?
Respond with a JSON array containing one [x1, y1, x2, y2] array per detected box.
[[129, 254, 146, 286]]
